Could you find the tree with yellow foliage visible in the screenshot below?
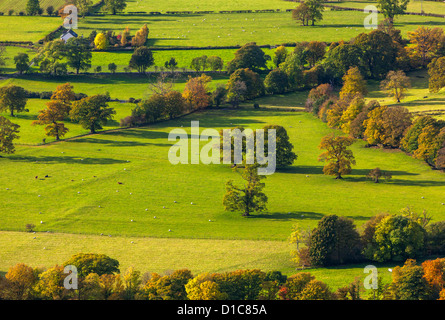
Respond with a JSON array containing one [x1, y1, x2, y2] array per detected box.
[[182, 74, 212, 110], [94, 32, 108, 50], [339, 66, 367, 101], [318, 134, 356, 179]]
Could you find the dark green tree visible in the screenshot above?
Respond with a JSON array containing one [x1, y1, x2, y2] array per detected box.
[[227, 42, 270, 73], [129, 46, 154, 74], [70, 94, 115, 133], [65, 37, 92, 74]]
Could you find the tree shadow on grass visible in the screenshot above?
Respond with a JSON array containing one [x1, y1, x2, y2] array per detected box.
[[8, 155, 128, 165], [247, 211, 324, 221]]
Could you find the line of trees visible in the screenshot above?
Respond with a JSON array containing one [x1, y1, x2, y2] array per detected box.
[[1, 251, 444, 300], [290, 208, 445, 276]]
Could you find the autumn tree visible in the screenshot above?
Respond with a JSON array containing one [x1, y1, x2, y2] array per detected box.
[[388, 259, 429, 300], [185, 273, 228, 300], [318, 134, 356, 179], [305, 83, 335, 116], [131, 24, 149, 47], [340, 95, 366, 134], [305, 41, 326, 68], [163, 90, 186, 119], [408, 27, 444, 67], [380, 70, 411, 102], [3, 263, 37, 300], [182, 74, 212, 110], [427, 57, 445, 93], [421, 258, 445, 299], [70, 95, 116, 134], [33, 100, 70, 140], [339, 66, 367, 101], [400, 115, 437, 153], [292, 3, 310, 26], [0, 85, 28, 117], [129, 46, 154, 73], [94, 32, 109, 50], [364, 105, 412, 148], [34, 265, 72, 300], [0, 116, 20, 155], [223, 164, 268, 217]]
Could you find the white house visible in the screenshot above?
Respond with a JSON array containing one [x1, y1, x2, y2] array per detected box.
[[60, 29, 78, 43]]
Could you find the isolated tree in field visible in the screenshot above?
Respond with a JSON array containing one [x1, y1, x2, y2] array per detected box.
[[129, 46, 154, 73], [318, 134, 356, 179], [292, 3, 310, 26], [65, 37, 92, 74], [273, 46, 288, 68], [207, 56, 224, 72], [33, 100, 70, 140], [227, 43, 270, 73], [14, 53, 30, 74], [108, 63, 117, 73], [70, 95, 116, 134], [0, 85, 27, 117], [164, 57, 178, 73], [263, 124, 297, 167], [305, 0, 324, 26], [182, 74, 212, 110], [407, 27, 444, 67], [376, 0, 409, 24], [339, 66, 367, 101], [32, 83, 75, 141], [94, 33, 108, 50], [264, 69, 289, 94], [366, 167, 392, 183], [223, 164, 268, 217], [26, 0, 40, 15], [104, 0, 127, 15], [427, 57, 445, 93], [131, 24, 149, 47], [0, 116, 20, 155], [380, 70, 411, 103]]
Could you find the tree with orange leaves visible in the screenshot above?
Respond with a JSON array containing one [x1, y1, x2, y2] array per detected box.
[[182, 74, 212, 110]]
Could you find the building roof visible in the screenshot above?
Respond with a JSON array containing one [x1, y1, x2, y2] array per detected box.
[[61, 29, 78, 38]]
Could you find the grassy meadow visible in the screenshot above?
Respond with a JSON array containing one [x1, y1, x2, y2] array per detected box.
[[76, 11, 445, 47]]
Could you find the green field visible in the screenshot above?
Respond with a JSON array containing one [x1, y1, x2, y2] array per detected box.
[[122, 0, 297, 12], [76, 11, 445, 47], [328, 0, 445, 14], [0, 0, 66, 14], [0, 16, 61, 42]]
